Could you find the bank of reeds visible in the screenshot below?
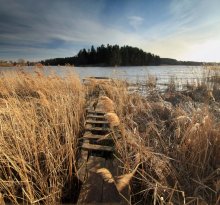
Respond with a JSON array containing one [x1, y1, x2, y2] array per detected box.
[[0, 69, 85, 204], [0, 68, 219, 205], [88, 75, 220, 204]]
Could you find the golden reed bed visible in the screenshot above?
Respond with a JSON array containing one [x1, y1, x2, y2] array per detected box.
[[0, 68, 219, 204]]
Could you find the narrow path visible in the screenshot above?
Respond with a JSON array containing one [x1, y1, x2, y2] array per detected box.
[[77, 77, 129, 204]]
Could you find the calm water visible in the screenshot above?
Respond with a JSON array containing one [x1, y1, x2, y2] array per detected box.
[[74, 65, 205, 84], [0, 65, 211, 89]]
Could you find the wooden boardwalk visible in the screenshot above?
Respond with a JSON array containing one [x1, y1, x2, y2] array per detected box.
[[77, 77, 129, 204]]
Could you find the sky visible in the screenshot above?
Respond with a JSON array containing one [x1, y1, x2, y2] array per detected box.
[[0, 0, 220, 62]]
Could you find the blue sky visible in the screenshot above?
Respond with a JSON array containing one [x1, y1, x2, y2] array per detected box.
[[0, 0, 220, 62]]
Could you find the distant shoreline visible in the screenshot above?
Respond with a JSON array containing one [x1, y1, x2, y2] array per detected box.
[[0, 64, 204, 67], [0, 62, 219, 68]]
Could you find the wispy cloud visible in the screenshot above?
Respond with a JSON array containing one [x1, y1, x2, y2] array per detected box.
[[0, 0, 220, 61], [127, 15, 144, 30], [136, 0, 220, 61], [0, 0, 146, 60]]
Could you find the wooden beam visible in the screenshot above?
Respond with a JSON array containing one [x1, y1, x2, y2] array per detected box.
[[83, 131, 111, 140], [82, 142, 114, 152], [77, 157, 129, 204], [85, 126, 111, 132], [86, 119, 109, 124], [77, 156, 105, 204], [102, 159, 122, 203], [77, 150, 89, 183], [86, 109, 106, 115], [86, 114, 106, 119]]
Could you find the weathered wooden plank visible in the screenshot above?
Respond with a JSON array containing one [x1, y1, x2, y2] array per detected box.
[[86, 114, 106, 119], [83, 131, 109, 140], [78, 89, 128, 204], [106, 160, 131, 204], [77, 149, 89, 183], [77, 156, 105, 204], [82, 142, 114, 152], [85, 124, 111, 132], [85, 127, 111, 132], [86, 119, 109, 124], [102, 159, 122, 203], [86, 109, 106, 115], [83, 132, 102, 140]]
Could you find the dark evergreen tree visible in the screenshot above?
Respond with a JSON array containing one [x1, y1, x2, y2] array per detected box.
[[41, 44, 161, 66]]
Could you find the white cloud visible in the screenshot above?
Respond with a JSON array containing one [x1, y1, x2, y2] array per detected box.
[[127, 16, 144, 30], [1, 0, 220, 62], [134, 0, 220, 61]]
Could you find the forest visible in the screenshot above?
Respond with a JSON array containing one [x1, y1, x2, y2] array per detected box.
[[41, 44, 161, 66]]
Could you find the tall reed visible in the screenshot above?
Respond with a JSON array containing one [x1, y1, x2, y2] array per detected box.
[[0, 69, 85, 204], [87, 76, 220, 204]]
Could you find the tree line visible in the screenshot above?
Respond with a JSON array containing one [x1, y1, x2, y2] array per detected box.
[[160, 58, 203, 66], [41, 44, 161, 66]]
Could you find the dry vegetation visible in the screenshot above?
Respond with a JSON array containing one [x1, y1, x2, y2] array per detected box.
[[0, 67, 219, 205], [0, 69, 85, 204], [87, 74, 220, 205]]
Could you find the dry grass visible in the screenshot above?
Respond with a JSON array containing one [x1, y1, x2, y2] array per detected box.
[[97, 163, 139, 192], [0, 69, 85, 204], [96, 96, 115, 112], [0, 67, 219, 205], [87, 76, 220, 205], [105, 112, 120, 127]]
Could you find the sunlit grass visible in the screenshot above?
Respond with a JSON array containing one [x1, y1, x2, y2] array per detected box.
[[0, 69, 85, 204], [205, 65, 220, 71], [0, 68, 219, 204], [87, 76, 220, 204]]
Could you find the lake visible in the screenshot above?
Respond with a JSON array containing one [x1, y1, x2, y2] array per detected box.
[[0, 65, 213, 90]]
